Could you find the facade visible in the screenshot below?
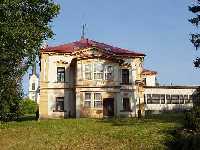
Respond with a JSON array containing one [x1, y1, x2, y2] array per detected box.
[[144, 86, 197, 112], [39, 38, 146, 119]]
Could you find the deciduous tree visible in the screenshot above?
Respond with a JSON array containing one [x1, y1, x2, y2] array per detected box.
[[0, 0, 59, 121]]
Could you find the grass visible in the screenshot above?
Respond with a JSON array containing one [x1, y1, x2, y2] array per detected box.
[[0, 113, 184, 150]]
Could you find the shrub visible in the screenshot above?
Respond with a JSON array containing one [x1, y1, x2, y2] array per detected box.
[[21, 99, 37, 115], [184, 106, 200, 131]]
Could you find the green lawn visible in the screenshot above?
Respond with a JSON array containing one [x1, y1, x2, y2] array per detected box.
[[0, 113, 183, 150]]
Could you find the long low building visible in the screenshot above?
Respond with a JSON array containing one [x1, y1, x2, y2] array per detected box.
[[144, 86, 200, 112]]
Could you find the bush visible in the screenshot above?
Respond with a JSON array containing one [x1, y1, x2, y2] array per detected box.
[[21, 99, 37, 115], [184, 106, 200, 131], [172, 129, 200, 150]]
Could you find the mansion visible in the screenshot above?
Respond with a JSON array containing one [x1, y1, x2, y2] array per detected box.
[[29, 38, 198, 119]]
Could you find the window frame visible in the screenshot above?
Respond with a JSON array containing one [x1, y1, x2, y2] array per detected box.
[[104, 65, 113, 80], [122, 98, 131, 111], [55, 97, 64, 112], [85, 64, 92, 80], [84, 92, 92, 107], [57, 67, 65, 82], [32, 83, 35, 90], [122, 69, 129, 84], [94, 64, 104, 80], [94, 93, 102, 108]]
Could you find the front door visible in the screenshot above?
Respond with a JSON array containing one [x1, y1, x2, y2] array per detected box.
[[103, 98, 114, 117]]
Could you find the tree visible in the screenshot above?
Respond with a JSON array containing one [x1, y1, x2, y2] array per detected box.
[[0, 0, 60, 121], [189, 0, 200, 67]]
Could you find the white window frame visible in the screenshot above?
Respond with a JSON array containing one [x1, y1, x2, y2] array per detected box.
[[85, 64, 92, 80], [84, 63, 113, 81], [94, 64, 104, 80], [84, 92, 92, 107], [104, 65, 113, 80], [94, 93, 102, 108]]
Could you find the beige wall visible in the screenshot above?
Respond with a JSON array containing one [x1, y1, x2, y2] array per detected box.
[[39, 51, 144, 119]]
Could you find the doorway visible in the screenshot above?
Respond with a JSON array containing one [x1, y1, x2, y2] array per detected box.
[[103, 98, 114, 117]]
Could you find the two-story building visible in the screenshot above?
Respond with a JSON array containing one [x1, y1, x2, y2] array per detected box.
[[39, 38, 146, 119]]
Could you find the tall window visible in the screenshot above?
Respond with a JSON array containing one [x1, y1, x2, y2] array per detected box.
[[160, 94, 165, 104], [166, 95, 171, 104], [84, 93, 92, 107], [180, 95, 184, 104], [123, 98, 130, 111], [85, 64, 92, 80], [122, 69, 129, 84], [147, 94, 152, 104], [94, 64, 104, 79], [32, 83, 35, 90], [55, 97, 64, 112], [94, 93, 102, 108], [105, 65, 113, 80], [57, 67, 65, 82]]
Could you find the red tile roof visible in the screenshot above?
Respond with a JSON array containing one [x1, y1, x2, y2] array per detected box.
[[142, 69, 157, 75], [41, 39, 145, 57]]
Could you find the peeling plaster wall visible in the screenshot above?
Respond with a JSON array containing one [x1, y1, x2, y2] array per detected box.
[[39, 52, 144, 119]]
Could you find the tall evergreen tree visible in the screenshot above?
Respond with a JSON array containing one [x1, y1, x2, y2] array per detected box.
[[0, 0, 59, 121], [189, 0, 200, 67]]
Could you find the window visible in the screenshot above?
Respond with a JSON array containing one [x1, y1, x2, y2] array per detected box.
[[105, 65, 113, 80], [84, 93, 92, 107], [166, 95, 171, 104], [151, 94, 160, 104], [94, 64, 104, 79], [94, 93, 102, 108], [179, 95, 184, 104], [189, 95, 193, 103], [184, 95, 189, 104], [122, 69, 129, 84], [143, 78, 147, 85], [123, 98, 130, 111], [171, 95, 179, 104], [160, 94, 165, 104], [55, 97, 64, 112], [85, 64, 92, 80], [32, 83, 35, 90], [57, 67, 65, 82], [147, 94, 152, 104]]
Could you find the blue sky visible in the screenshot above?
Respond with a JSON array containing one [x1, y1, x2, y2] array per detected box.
[[23, 0, 200, 95]]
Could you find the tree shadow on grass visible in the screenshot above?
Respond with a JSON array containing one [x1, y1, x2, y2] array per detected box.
[[17, 114, 37, 122]]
